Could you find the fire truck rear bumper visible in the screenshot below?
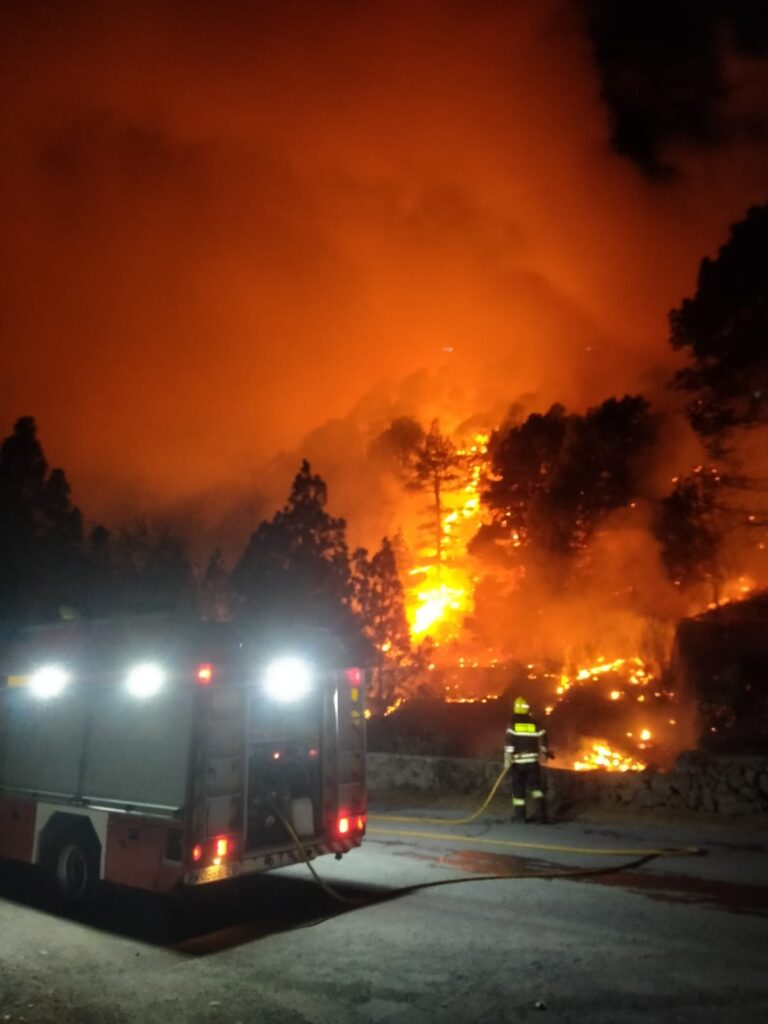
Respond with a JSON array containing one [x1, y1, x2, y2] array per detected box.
[[184, 835, 363, 886]]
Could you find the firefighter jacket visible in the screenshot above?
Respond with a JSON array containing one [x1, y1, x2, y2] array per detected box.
[[505, 714, 547, 765]]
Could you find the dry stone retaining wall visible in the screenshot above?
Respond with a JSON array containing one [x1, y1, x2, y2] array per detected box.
[[367, 751, 768, 817]]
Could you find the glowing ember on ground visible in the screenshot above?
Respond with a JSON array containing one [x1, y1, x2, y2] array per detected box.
[[553, 655, 656, 706], [572, 741, 647, 772], [384, 697, 406, 717]]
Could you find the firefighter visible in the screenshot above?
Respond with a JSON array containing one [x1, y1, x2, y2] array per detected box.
[[504, 696, 553, 823]]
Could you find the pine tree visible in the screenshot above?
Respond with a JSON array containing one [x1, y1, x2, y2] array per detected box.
[[0, 417, 86, 622], [408, 420, 463, 577], [352, 537, 421, 707], [200, 548, 232, 622], [670, 203, 768, 453], [233, 460, 364, 653], [654, 468, 725, 602]]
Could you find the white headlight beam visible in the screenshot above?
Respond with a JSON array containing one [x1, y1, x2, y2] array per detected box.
[[263, 657, 312, 702], [126, 662, 165, 698], [29, 665, 70, 699]]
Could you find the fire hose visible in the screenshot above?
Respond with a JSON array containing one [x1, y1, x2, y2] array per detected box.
[[268, 766, 704, 909]]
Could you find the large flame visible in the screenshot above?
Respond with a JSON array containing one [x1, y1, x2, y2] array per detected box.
[[405, 433, 489, 640], [572, 740, 647, 772]]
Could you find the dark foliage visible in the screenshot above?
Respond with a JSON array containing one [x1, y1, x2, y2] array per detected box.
[[352, 537, 423, 708], [482, 396, 655, 559], [670, 203, 768, 450], [0, 417, 85, 622], [233, 460, 366, 657], [654, 468, 725, 599], [0, 417, 195, 624], [673, 596, 768, 752]]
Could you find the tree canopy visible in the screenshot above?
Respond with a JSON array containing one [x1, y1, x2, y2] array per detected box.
[[233, 460, 365, 654], [481, 396, 655, 559], [670, 202, 768, 450], [0, 417, 85, 622]]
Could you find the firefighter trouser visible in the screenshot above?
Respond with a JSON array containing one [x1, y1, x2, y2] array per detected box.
[[511, 763, 545, 820]]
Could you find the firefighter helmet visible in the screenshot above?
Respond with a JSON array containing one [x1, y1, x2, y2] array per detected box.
[[513, 696, 530, 715]]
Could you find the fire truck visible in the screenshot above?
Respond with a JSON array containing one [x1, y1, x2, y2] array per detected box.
[[0, 616, 367, 909]]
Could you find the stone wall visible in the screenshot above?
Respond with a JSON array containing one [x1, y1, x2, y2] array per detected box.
[[367, 751, 768, 817]]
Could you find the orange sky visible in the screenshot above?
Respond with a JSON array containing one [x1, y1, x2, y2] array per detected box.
[[1, 0, 767, 533]]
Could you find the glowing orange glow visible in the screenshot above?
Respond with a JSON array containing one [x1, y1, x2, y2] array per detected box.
[[572, 741, 647, 773], [216, 837, 229, 858]]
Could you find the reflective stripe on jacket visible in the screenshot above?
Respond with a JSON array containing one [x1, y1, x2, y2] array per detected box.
[[505, 713, 547, 764]]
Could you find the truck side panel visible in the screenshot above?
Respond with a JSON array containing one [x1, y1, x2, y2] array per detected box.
[[1, 689, 88, 796], [82, 686, 195, 810], [104, 817, 184, 892]]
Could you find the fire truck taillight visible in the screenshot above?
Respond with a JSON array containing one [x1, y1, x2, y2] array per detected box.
[[191, 844, 203, 863], [196, 663, 214, 685], [336, 814, 365, 837], [345, 667, 362, 687], [215, 837, 229, 858]]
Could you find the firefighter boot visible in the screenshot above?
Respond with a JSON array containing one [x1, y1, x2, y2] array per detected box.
[[511, 799, 527, 824]]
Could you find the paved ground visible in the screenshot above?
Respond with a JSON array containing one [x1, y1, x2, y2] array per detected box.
[[0, 804, 766, 1024]]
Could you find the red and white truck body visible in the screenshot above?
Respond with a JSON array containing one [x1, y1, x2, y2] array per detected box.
[[0, 618, 366, 904]]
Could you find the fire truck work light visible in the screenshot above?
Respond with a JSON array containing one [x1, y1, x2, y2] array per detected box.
[[263, 657, 312, 702], [126, 662, 165, 698], [29, 665, 69, 699]]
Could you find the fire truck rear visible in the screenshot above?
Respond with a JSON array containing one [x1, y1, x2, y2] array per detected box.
[[0, 617, 367, 909]]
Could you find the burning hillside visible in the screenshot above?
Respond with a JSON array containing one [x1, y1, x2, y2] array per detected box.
[[372, 400, 767, 770]]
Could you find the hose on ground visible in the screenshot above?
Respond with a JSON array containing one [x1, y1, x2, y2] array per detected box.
[[370, 764, 512, 827], [268, 798, 702, 911]]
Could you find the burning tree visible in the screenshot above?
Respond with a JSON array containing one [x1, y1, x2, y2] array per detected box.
[[373, 416, 486, 640], [407, 420, 463, 576]]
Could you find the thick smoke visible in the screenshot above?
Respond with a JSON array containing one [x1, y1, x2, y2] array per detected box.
[[2, 0, 768, 533]]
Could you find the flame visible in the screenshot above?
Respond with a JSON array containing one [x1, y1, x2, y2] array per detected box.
[[384, 696, 406, 717], [572, 740, 647, 773], [405, 433, 489, 640], [550, 656, 667, 772], [707, 575, 756, 609]]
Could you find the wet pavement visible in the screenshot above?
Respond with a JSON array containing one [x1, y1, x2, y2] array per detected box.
[[1, 806, 767, 1023]]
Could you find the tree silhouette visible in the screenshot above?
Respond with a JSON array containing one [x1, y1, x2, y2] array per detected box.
[[0, 417, 86, 622], [481, 397, 655, 559], [407, 420, 463, 577], [103, 519, 195, 616], [233, 460, 364, 653], [483, 404, 569, 554], [200, 548, 232, 622], [654, 468, 725, 601], [352, 537, 422, 707], [670, 203, 768, 453]]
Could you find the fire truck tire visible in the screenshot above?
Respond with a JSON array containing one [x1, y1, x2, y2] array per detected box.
[[41, 825, 100, 913]]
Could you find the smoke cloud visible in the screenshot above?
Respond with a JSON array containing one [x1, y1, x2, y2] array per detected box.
[[1, 0, 767, 545]]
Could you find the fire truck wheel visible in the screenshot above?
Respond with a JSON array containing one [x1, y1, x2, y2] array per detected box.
[[44, 828, 100, 913]]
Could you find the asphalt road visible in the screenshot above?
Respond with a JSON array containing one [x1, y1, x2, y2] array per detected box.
[[0, 805, 766, 1024]]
